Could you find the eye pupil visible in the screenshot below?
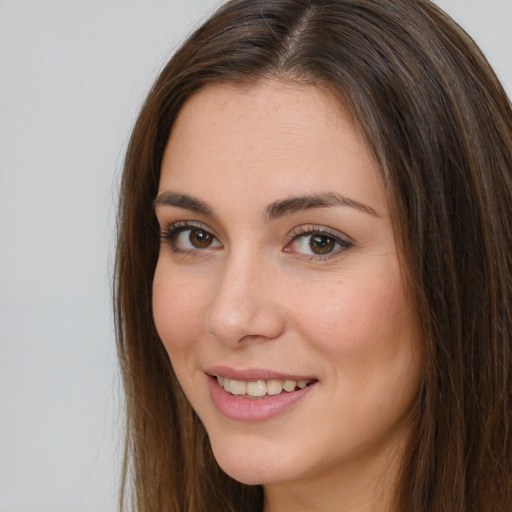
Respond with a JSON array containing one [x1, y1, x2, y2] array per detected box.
[[310, 235, 335, 254], [190, 229, 212, 248]]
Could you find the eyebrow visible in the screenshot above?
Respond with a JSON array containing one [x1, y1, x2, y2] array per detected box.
[[265, 192, 380, 220], [153, 192, 214, 216], [153, 191, 380, 219]]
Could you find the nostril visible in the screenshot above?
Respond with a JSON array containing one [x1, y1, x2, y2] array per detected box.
[[205, 294, 285, 346]]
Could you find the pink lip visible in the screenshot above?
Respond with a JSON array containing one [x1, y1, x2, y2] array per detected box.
[[206, 370, 318, 422], [206, 365, 316, 382]]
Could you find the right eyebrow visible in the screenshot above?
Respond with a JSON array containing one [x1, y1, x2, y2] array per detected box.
[[153, 191, 214, 216]]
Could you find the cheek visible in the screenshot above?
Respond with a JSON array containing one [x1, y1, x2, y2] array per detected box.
[[152, 262, 206, 353], [292, 266, 420, 449], [295, 264, 413, 367]]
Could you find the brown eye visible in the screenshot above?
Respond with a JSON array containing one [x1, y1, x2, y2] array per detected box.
[[189, 228, 214, 248], [286, 228, 352, 259], [309, 235, 335, 254], [162, 225, 222, 252]]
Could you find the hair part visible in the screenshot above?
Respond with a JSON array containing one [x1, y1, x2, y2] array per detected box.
[[115, 1, 512, 510]]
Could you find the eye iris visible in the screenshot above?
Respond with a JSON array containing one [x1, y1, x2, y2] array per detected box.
[[309, 235, 335, 254], [189, 229, 213, 248]]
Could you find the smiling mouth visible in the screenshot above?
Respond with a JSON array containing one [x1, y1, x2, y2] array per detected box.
[[216, 376, 317, 399]]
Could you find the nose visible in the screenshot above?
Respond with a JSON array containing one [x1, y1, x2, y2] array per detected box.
[[205, 253, 285, 347]]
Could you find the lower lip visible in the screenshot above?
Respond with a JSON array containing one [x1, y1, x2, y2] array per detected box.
[[207, 376, 317, 422]]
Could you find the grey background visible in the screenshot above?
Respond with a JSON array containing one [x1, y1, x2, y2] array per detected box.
[[1, 0, 511, 511]]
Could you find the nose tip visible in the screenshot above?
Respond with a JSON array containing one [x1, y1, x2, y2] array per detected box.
[[205, 266, 285, 346], [206, 306, 284, 346]]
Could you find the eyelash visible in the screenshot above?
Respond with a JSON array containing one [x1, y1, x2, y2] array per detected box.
[[159, 221, 220, 255], [159, 222, 353, 261], [286, 225, 353, 261]]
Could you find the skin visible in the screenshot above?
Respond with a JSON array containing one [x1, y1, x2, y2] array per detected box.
[[153, 80, 421, 512]]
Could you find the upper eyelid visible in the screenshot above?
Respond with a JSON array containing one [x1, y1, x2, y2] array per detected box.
[[288, 224, 353, 243], [288, 229, 352, 248], [160, 222, 222, 253], [159, 219, 216, 234], [159, 220, 353, 247]]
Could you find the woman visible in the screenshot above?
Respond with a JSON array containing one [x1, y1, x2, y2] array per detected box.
[[115, 0, 512, 510]]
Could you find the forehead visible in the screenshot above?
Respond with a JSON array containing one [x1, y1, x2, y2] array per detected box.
[[167, 80, 359, 156], [159, 80, 387, 217]]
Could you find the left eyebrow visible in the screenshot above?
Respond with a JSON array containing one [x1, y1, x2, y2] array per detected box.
[[265, 192, 380, 220]]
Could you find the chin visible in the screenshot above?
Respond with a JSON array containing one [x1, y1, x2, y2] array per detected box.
[[208, 433, 299, 486]]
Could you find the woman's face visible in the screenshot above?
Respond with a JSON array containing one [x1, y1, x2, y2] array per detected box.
[[153, 81, 420, 495]]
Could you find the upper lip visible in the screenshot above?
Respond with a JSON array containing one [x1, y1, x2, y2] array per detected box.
[[205, 365, 318, 382]]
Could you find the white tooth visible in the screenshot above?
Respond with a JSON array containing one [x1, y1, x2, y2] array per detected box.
[[222, 379, 231, 393], [297, 380, 308, 389], [229, 379, 247, 395], [267, 379, 284, 395], [217, 376, 224, 386], [247, 380, 267, 397], [283, 380, 297, 392]]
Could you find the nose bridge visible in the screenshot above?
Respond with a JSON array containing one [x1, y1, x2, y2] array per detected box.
[[205, 247, 284, 345]]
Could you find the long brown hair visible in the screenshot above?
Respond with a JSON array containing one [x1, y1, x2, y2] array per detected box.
[[115, 0, 512, 510]]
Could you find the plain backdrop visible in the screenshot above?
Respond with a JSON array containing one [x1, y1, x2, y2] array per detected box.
[[0, 1, 511, 511]]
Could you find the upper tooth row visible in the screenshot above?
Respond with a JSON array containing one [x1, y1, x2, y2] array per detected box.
[[217, 376, 309, 396]]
